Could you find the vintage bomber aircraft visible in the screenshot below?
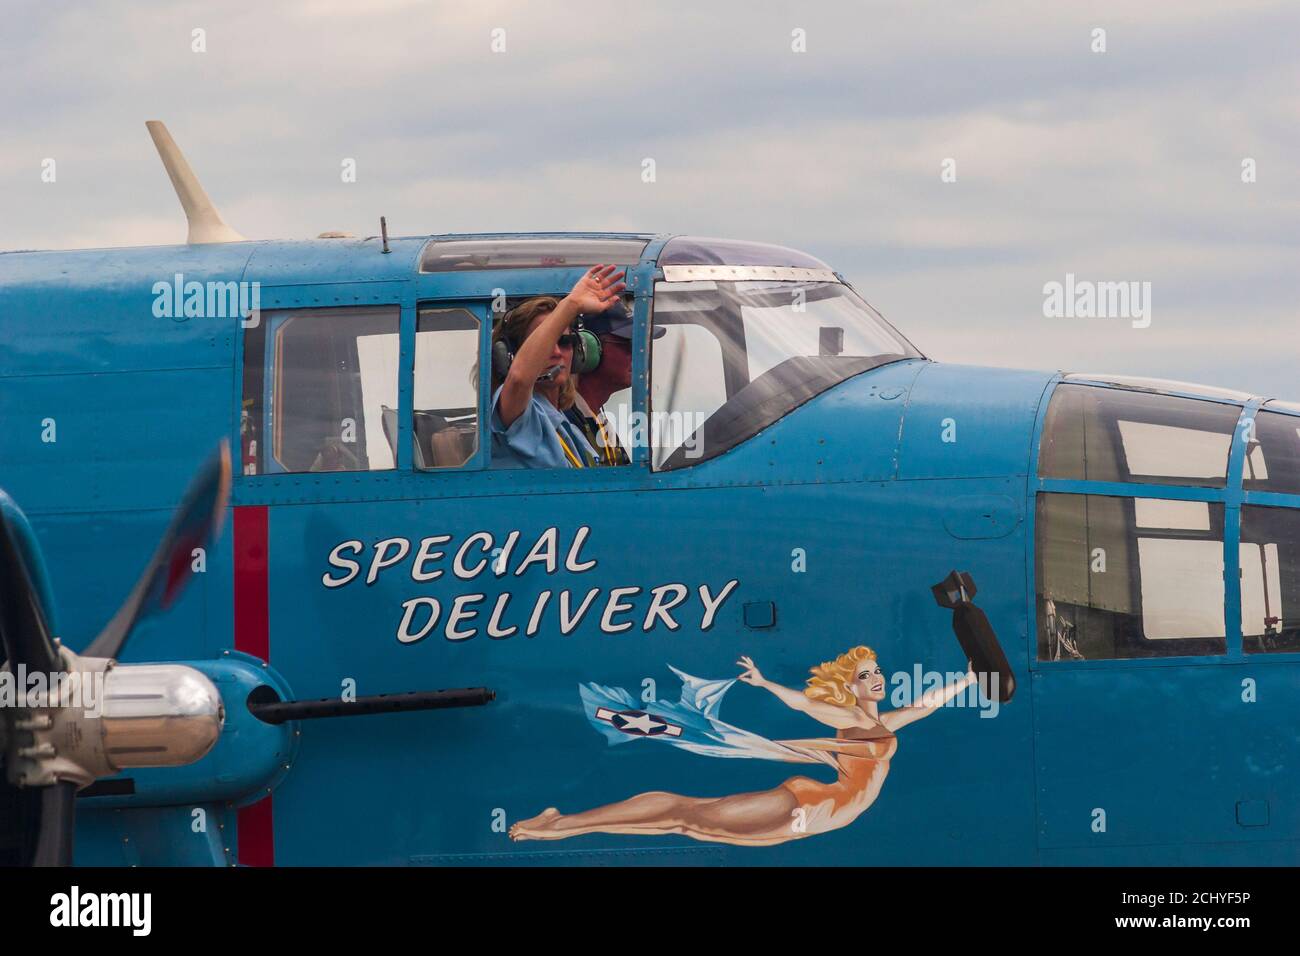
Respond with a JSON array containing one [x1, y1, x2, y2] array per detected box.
[[0, 123, 1297, 866]]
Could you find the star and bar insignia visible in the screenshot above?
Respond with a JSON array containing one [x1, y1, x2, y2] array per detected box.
[[594, 707, 683, 738]]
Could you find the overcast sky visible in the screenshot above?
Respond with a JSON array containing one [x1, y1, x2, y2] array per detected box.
[[2, 1, 1296, 397]]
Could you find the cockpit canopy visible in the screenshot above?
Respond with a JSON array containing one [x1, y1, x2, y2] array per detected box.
[[643, 236, 921, 469], [649, 274, 920, 469], [658, 236, 833, 269], [419, 233, 925, 470]]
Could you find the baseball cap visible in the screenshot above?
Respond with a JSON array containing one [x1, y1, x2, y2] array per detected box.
[[579, 299, 666, 339]]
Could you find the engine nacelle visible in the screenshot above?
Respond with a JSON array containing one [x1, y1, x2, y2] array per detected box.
[[2, 649, 224, 790]]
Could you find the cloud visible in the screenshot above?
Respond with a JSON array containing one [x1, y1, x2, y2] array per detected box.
[[2, 0, 1296, 396]]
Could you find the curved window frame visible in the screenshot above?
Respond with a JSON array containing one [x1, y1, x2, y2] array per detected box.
[[647, 277, 922, 471], [1029, 381, 1300, 668]]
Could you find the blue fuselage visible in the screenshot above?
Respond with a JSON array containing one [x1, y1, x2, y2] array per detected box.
[[1, 234, 1295, 865]]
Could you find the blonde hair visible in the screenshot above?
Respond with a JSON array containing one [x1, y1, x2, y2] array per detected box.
[[493, 296, 578, 411], [804, 645, 878, 708]]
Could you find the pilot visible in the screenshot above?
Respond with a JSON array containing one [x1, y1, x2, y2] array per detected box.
[[565, 299, 662, 466], [491, 265, 626, 468]]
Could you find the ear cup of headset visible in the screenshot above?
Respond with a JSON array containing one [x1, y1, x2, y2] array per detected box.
[[491, 338, 513, 379], [572, 329, 602, 375], [494, 327, 601, 379]]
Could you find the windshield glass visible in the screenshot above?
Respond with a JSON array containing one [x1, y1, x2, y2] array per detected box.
[[649, 280, 921, 470]]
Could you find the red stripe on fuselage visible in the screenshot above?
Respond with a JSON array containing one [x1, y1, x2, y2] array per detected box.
[[234, 505, 269, 661], [233, 505, 274, 866]]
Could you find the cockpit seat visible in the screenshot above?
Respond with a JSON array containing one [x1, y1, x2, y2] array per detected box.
[[415, 410, 474, 468]]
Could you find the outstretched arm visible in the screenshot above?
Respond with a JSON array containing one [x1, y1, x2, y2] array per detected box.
[[497, 265, 626, 426], [737, 657, 861, 730], [878, 666, 977, 732]]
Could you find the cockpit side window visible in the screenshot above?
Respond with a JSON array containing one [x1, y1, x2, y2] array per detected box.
[[649, 280, 920, 470], [243, 305, 400, 475], [1038, 385, 1241, 487], [413, 307, 481, 469]]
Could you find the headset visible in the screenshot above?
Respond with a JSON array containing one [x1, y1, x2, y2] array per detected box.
[[492, 322, 602, 381]]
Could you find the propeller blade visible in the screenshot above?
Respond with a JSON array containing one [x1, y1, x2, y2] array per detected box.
[[0, 492, 61, 674], [31, 781, 76, 867], [83, 441, 231, 660]]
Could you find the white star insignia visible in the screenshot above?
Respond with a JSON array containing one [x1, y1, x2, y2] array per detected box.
[[618, 712, 661, 734]]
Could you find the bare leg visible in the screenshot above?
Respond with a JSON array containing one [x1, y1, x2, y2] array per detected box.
[[510, 786, 801, 846]]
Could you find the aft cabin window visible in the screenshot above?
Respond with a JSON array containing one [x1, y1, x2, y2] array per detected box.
[[1243, 410, 1300, 496], [1240, 505, 1300, 653], [242, 305, 400, 475], [1036, 492, 1228, 660], [1038, 385, 1241, 487], [413, 308, 481, 469]]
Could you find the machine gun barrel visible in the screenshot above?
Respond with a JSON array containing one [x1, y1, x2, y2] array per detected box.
[[248, 687, 495, 725]]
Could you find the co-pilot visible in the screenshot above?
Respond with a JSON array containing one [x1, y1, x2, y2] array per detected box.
[[490, 265, 626, 468]]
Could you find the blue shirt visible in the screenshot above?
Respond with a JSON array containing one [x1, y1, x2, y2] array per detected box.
[[490, 385, 598, 469]]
